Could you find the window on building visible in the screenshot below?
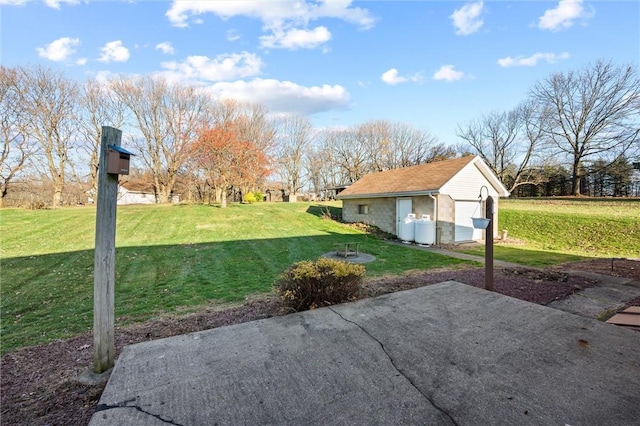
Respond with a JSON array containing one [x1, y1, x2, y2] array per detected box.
[[358, 204, 369, 214]]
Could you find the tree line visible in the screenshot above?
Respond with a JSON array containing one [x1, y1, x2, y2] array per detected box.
[[456, 59, 639, 196], [1, 59, 639, 208]]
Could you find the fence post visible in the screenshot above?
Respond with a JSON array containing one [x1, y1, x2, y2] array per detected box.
[[93, 126, 121, 373]]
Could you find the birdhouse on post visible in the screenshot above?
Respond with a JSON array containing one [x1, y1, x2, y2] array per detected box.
[[107, 144, 135, 175]]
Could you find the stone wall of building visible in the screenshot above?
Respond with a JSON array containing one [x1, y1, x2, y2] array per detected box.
[[342, 197, 396, 235], [436, 194, 455, 244], [342, 194, 461, 244]]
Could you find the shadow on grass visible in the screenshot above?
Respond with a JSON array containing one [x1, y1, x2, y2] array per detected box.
[[1, 232, 470, 354], [305, 203, 342, 220]]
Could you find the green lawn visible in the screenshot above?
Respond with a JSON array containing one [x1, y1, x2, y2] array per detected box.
[[1, 202, 469, 354], [459, 198, 640, 265]]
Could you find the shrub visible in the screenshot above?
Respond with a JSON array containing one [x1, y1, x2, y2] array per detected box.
[[320, 206, 338, 220], [253, 191, 263, 202], [243, 192, 257, 203], [276, 258, 366, 312]]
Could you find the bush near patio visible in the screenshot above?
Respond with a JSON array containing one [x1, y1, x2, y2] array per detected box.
[[276, 258, 366, 312]]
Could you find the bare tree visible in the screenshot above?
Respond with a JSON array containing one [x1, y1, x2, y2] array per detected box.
[[0, 67, 36, 207], [425, 143, 458, 163], [456, 101, 544, 192], [304, 145, 325, 195], [276, 115, 314, 195], [327, 128, 370, 184], [353, 120, 442, 172], [530, 60, 640, 195], [77, 78, 127, 198], [309, 130, 343, 194], [313, 121, 443, 188], [16, 66, 78, 207], [354, 121, 395, 171], [112, 76, 212, 203], [389, 121, 441, 166], [354, 120, 391, 172]]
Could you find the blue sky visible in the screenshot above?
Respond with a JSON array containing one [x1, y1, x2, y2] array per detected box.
[[1, 0, 638, 145]]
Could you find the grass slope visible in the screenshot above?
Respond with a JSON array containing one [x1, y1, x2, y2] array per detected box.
[[460, 199, 640, 265], [1, 202, 468, 354], [500, 199, 639, 257]]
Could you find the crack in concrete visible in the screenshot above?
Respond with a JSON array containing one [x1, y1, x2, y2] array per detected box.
[[328, 307, 459, 426], [95, 397, 183, 426]]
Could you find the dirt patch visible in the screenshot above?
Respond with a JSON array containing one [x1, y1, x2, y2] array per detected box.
[[1, 261, 636, 426], [558, 258, 640, 281], [363, 265, 597, 306]]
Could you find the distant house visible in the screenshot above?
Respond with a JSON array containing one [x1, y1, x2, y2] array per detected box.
[[337, 155, 509, 244], [117, 182, 179, 205]]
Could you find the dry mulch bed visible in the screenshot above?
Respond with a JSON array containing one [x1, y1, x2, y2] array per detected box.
[[558, 258, 640, 281], [363, 265, 599, 305], [2, 261, 638, 426]]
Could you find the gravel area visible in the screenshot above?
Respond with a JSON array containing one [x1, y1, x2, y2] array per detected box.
[[2, 260, 639, 426]]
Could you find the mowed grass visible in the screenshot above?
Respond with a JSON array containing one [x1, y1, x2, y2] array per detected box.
[[460, 198, 640, 265], [1, 202, 470, 354]]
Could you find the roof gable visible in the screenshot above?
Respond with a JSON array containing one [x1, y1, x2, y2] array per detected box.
[[338, 156, 478, 199]]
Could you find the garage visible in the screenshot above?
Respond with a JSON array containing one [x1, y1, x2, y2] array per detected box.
[[337, 155, 510, 244]]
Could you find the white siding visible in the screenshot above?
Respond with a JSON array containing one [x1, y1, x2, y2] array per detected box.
[[441, 161, 501, 240], [454, 201, 483, 242], [440, 162, 500, 201]]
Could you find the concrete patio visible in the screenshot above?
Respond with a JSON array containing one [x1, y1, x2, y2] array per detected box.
[[90, 281, 640, 425]]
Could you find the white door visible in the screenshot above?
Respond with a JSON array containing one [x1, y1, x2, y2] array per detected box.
[[454, 201, 483, 242], [396, 198, 412, 235]]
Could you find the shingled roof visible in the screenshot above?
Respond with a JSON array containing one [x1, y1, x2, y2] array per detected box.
[[337, 155, 490, 199]]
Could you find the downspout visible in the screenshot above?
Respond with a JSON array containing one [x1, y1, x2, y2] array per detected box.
[[427, 193, 438, 244]]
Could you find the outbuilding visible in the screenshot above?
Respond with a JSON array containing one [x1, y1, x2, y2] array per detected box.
[[337, 155, 509, 244], [116, 182, 179, 205]]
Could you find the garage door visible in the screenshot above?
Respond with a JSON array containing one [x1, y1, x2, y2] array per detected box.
[[454, 201, 483, 242]]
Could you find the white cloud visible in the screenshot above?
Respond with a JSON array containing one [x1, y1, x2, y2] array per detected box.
[[205, 78, 350, 116], [165, 0, 375, 29], [381, 68, 423, 86], [36, 37, 80, 62], [497, 52, 570, 67], [382, 69, 406, 85], [226, 29, 241, 42], [165, 0, 374, 50], [538, 0, 589, 31], [432, 65, 465, 82], [155, 42, 175, 55], [260, 26, 331, 50], [44, 0, 79, 9], [450, 1, 484, 36], [98, 40, 130, 63], [76, 57, 87, 66], [159, 52, 263, 83], [0, 0, 27, 6]]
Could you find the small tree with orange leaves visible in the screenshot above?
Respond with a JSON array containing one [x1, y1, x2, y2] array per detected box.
[[191, 123, 271, 207]]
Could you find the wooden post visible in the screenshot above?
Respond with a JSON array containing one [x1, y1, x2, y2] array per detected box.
[[93, 126, 121, 373], [485, 196, 494, 291]]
